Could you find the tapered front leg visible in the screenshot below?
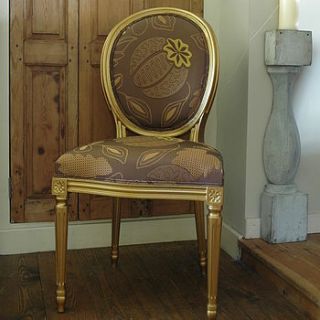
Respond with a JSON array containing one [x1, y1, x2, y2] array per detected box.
[[206, 188, 223, 319], [195, 201, 207, 275], [111, 197, 121, 266], [206, 204, 222, 319], [52, 178, 68, 313]]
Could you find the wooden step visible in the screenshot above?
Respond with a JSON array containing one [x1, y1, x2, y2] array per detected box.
[[239, 234, 320, 320]]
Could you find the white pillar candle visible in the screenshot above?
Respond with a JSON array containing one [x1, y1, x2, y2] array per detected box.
[[279, 0, 298, 30]]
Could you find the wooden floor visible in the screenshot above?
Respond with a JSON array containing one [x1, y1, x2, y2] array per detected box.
[[0, 241, 306, 320], [240, 234, 320, 320]]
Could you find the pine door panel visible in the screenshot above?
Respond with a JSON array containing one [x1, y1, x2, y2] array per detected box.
[[25, 67, 65, 197], [30, 0, 64, 35], [24, 69, 63, 220], [10, 0, 78, 222]]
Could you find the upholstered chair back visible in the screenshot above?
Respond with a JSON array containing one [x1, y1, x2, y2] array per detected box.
[[101, 8, 219, 137]]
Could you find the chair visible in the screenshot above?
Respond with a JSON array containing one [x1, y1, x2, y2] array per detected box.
[[52, 7, 223, 319]]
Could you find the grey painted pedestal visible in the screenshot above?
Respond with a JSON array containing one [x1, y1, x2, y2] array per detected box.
[[261, 30, 312, 243]]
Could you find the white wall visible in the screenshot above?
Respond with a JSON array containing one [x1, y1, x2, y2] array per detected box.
[[245, 0, 278, 237], [206, 0, 278, 241], [244, 0, 320, 237], [204, 1, 245, 258], [293, 0, 320, 233], [207, 0, 320, 243], [216, 0, 250, 237], [0, 0, 11, 251]]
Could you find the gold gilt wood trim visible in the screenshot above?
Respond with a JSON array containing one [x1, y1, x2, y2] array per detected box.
[[100, 7, 220, 139], [207, 188, 223, 208], [190, 118, 202, 142], [52, 177, 223, 205], [52, 178, 68, 198]]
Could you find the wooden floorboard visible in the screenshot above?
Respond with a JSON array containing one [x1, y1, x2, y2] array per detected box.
[[0, 253, 46, 319], [0, 241, 307, 319], [240, 234, 320, 320]]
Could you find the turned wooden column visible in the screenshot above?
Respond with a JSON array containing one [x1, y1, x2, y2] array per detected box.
[[261, 30, 312, 243]]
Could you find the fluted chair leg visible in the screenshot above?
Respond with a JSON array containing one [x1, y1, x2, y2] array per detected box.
[[55, 194, 68, 313], [195, 201, 207, 275], [111, 197, 121, 266], [206, 202, 222, 320]]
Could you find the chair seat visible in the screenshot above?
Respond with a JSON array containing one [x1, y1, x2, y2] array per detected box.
[[55, 136, 223, 186]]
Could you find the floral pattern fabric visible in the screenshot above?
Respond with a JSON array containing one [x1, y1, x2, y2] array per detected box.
[[110, 14, 210, 131], [55, 136, 223, 186]]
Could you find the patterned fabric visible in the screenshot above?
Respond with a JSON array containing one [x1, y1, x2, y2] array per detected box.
[[55, 136, 223, 186], [110, 14, 209, 131]]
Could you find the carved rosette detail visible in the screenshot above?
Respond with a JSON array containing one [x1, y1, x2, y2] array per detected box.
[[207, 188, 223, 206], [52, 179, 67, 197]]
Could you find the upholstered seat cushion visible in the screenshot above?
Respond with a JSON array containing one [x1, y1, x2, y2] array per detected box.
[[55, 136, 223, 186]]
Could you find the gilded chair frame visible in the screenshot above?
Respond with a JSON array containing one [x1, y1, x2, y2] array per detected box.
[[52, 7, 223, 319]]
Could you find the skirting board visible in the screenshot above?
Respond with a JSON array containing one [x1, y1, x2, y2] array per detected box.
[[308, 212, 320, 234], [0, 215, 196, 255], [245, 213, 320, 239], [245, 218, 261, 239], [0, 215, 242, 259], [221, 222, 243, 260]]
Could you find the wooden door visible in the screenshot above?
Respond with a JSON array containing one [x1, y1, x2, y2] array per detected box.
[[10, 0, 78, 222], [10, 0, 203, 222]]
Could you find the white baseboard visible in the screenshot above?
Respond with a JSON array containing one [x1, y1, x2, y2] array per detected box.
[[244, 213, 320, 241], [308, 212, 320, 234], [221, 222, 243, 260], [1, 214, 245, 260], [0, 215, 197, 255], [245, 218, 261, 239]]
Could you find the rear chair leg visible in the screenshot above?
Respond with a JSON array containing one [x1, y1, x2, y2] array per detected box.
[[52, 178, 68, 313], [195, 201, 207, 275], [206, 188, 223, 320], [111, 198, 121, 266]]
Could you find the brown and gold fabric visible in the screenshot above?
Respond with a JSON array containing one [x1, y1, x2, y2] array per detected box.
[[56, 136, 223, 186], [109, 14, 210, 131]]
